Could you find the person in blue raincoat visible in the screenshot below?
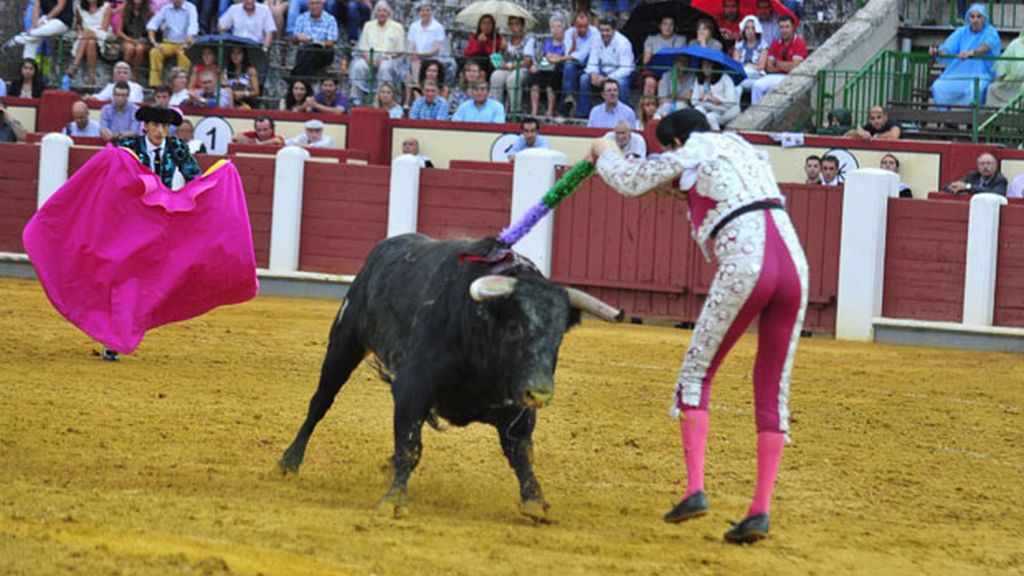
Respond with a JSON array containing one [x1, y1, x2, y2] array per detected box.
[[929, 3, 1001, 108]]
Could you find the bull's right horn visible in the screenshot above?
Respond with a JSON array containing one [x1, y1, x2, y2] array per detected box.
[[566, 288, 625, 323], [470, 275, 518, 301]]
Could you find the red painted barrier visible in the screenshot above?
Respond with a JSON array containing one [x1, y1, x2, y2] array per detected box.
[[418, 168, 512, 239], [994, 204, 1024, 327], [0, 143, 40, 253]]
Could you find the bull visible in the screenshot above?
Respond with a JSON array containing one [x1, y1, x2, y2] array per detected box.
[[278, 234, 622, 521]]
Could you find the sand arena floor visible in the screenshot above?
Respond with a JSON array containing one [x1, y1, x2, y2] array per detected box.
[[0, 277, 1021, 575]]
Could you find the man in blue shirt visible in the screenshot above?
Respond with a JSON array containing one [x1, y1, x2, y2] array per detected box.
[[291, 0, 338, 78], [507, 117, 549, 157], [452, 80, 505, 123], [562, 11, 599, 117], [99, 82, 140, 142], [408, 80, 449, 120], [586, 78, 636, 129], [146, 0, 199, 87]]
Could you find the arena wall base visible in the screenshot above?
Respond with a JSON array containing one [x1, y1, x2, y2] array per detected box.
[[873, 318, 1024, 353]]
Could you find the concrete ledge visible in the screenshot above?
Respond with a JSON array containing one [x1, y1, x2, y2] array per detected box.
[[874, 318, 1024, 353], [0, 252, 354, 301]]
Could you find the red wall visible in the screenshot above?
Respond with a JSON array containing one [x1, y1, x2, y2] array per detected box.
[[994, 204, 1024, 327], [782, 184, 843, 333], [882, 198, 969, 322], [0, 143, 39, 253], [418, 168, 512, 240]]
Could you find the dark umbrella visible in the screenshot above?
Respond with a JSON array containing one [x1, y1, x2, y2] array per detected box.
[[620, 0, 718, 69], [185, 34, 268, 73], [648, 46, 746, 83]]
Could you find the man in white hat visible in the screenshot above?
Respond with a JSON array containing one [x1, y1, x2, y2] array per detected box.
[[285, 118, 335, 148]]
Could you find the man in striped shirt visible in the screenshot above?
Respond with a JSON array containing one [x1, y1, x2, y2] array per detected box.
[[408, 80, 449, 120]]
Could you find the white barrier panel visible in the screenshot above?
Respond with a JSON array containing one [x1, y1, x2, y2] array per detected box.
[[835, 168, 898, 341], [509, 148, 568, 278], [963, 193, 1008, 327], [387, 154, 422, 237], [37, 133, 74, 209], [269, 146, 310, 272]]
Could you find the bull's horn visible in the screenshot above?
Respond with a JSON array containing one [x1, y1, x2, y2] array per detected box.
[[470, 275, 517, 301], [567, 288, 625, 323]]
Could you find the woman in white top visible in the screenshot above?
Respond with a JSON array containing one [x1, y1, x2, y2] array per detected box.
[[167, 67, 190, 105], [732, 15, 768, 98], [690, 58, 739, 130], [489, 15, 535, 113], [68, 0, 113, 86], [642, 15, 686, 66]]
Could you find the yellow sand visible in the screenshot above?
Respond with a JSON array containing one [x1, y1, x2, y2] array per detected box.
[[1, 277, 1021, 575]]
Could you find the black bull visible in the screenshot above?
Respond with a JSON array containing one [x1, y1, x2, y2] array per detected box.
[[279, 234, 622, 521]]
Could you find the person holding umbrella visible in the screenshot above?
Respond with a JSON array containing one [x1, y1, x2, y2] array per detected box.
[[462, 14, 504, 82], [690, 57, 739, 130], [146, 0, 198, 87]]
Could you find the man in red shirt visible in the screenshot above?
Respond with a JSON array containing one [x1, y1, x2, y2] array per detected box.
[[232, 116, 285, 146], [715, 0, 741, 43], [750, 15, 807, 105]]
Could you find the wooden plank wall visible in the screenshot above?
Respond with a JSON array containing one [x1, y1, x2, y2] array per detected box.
[[417, 169, 512, 240], [994, 204, 1024, 327], [0, 143, 39, 253]]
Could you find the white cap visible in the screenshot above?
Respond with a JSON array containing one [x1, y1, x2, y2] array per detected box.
[[304, 119, 325, 130]]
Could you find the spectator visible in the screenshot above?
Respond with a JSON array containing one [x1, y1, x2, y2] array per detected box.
[[0, 98, 28, 142], [8, 58, 45, 98], [5, 0, 74, 59], [818, 108, 852, 135], [290, 0, 338, 78], [339, 0, 371, 43], [400, 135, 432, 167], [91, 61, 145, 102], [587, 78, 636, 128], [310, 76, 348, 113], [845, 105, 901, 140], [415, 59, 448, 101], [636, 94, 658, 128], [751, 15, 806, 105], [188, 46, 218, 90], [690, 58, 740, 131], [448, 60, 481, 115], [404, 1, 445, 104], [452, 79, 505, 123], [944, 152, 1007, 195], [232, 115, 285, 145], [689, 18, 723, 52], [561, 10, 599, 117], [67, 0, 114, 87], [656, 54, 696, 116], [408, 79, 448, 120], [880, 154, 913, 198], [282, 0, 335, 38], [463, 14, 503, 81], [349, 0, 405, 106], [222, 46, 260, 108], [176, 118, 207, 154], [598, 0, 628, 21], [579, 17, 635, 118], [820, 155, 840, 186], [167, 67, 190, 104], [376, 81, 403, 118], [146, 0, 197, 87], [803, 154, 821, 184], [285, 118, 335, 148], [716, 0, 741, 43], [754, 0, 780, 46], [280, 78, 313, 111], [733, 15, 768, 99], [63, 100, 102, 136], [490, 15, 535, 113], [116, 106, 200, 188], [187, 69, 233, 108], [1006, 173, 1024, 198], [527, 12, 568, 118], [642, 16, 686, 67], [218, 0, 275, 51], [987, 27, 1024, 108], [99, 81, 139, 141], [929, 4, 1000, 108], [603, 120, 646, 159], [507, 116, 549, 156], [783, 0, 804, 21], [116, 0, 151, 79]]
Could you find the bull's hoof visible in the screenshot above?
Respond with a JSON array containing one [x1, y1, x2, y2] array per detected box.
[[278, 455, 301, 475], [519, 499, 552, 524], [377, 490, 409, 519]]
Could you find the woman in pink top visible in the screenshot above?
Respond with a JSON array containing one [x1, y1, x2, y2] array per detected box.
[[589, 109, 808, 544]]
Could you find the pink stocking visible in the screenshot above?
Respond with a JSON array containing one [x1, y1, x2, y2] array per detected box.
[[748, 431, 785, 516], [680, 409, 709, 499]]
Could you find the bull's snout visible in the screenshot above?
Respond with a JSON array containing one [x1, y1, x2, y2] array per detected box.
[[521, 380, 554, 408]]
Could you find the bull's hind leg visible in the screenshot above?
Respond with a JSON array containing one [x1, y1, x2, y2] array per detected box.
[[496, 409, 550, 523], [279, 307, 365, 474]]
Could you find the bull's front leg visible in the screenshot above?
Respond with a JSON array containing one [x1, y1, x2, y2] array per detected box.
[[378, 382, 429, 519], [496, 408, 550, 523]]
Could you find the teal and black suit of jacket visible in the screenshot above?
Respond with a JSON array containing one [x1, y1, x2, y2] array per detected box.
[[116, 135, 202, 188]]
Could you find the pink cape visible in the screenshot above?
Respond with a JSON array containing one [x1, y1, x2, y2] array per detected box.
[[22, 145, 259, 354]]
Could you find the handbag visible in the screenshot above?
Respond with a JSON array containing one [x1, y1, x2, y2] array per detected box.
[[102, 36, 121, 61]]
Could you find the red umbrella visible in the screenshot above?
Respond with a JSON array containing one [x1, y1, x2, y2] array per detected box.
[[690, 0, 798, 40]]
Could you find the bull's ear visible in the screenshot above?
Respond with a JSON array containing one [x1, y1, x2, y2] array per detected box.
[[469, 275, 517, 301], [566, 287, 625, 323]]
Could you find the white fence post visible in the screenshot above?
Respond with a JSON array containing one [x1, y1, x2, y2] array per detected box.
[[509, 148, 568, 277], [37, 133, 74, 209], [387, 154, 422, 237], [835, 168, 898, 340], [269, 146, 310, 272], [962, 193, 1008, 327]]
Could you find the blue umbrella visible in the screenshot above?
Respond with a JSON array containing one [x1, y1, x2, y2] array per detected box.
[[648, 46, 746, 84]]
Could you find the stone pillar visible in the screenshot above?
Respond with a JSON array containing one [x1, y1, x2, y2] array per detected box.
[[268, 146, 310, 272], [962, 193, 1008, 327], [387, 154, 422, 237], [508, 148, 569, 278], [37, 132, 74, 208]]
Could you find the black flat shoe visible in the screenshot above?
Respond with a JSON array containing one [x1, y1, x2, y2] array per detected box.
[[663, 490, 708, 524], [724, 513, 770, 544]]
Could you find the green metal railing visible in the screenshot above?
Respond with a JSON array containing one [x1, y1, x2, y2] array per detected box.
[[816, 50, 932, 129], [978, 89, 1024, 148]]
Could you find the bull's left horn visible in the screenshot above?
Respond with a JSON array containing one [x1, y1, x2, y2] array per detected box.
[[470, 275, 517, 301], [567, 288, 625, 323]]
